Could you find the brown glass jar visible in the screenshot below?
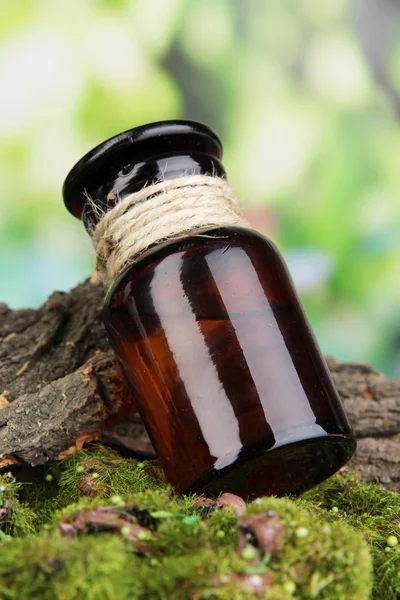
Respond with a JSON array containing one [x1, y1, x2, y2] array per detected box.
[[63, 120, 356, 499]]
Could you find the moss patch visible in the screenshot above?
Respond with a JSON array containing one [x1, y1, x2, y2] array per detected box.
[[1, 445, 396, 599], [0, 472, 35, 537], [302, 470, 400, 599]]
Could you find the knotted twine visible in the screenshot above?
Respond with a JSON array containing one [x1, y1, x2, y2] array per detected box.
[[87, 174, 250, 286]]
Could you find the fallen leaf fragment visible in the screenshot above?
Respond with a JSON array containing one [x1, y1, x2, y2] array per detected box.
[[59, 504, 157, 554], [238, 510, 285, 555]]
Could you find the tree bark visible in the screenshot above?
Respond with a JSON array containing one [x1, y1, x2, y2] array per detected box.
[[1, 280, 399, 489]]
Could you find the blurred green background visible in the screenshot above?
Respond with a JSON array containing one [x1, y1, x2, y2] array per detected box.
[[0, 0, 399, 375]]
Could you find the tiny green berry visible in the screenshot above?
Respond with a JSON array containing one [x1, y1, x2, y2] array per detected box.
[[241, 546, 256, 561], [216, 530, 225, 539], [120, 526, 131, 537], [45, 474, 53, 482], [283, 581, 296, 595], [137, 530, 152, 541], [387, 535, 398, 548], [331, 506, 339, 514], [110, 495, 124, 505], [385, 547, 392, 553], [150, 558, 159, 566], [91, 472, 100, 479], [76, 465, 84, 473], [295, 527, 309, 539]]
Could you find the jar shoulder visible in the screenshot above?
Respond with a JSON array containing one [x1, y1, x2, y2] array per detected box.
[[104, 226, 295, 320]]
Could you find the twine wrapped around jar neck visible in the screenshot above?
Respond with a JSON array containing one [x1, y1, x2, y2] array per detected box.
[[86, 174, 250, 286]]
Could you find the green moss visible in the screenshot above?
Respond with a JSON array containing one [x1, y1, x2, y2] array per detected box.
[[58, 445, 169, 497], [0, 502, 370, 599], [301, 471, 400, 599], [0, 534, 278, 600], [9, 446, 400, 597], [0, 447, 374, 599], [0, 472, 35, 537], [24, 445, 171, 528], [247, 496, 372, 598]]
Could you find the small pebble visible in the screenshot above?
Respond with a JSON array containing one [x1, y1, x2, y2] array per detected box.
[[241, 546, 257, 561], [387, 535, 398, 548], [295, 527, 309, 539], [76, 465, 84, 474], [219, 492, 247, 517]]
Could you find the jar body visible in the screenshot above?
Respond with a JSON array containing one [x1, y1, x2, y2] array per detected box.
[[104, 226, 355, 498]]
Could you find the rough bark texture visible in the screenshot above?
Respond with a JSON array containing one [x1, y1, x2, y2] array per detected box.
[[0, 280, 399, 489], [0, 280, 153, 468]]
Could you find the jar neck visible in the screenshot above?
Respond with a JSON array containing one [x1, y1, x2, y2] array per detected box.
[[82, 150, 225, 231]]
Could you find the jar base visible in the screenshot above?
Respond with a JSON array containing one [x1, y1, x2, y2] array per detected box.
[[184, 434, 356, 500]]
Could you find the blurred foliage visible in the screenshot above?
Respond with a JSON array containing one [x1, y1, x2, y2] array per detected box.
[[0, 0, 399, 375]]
